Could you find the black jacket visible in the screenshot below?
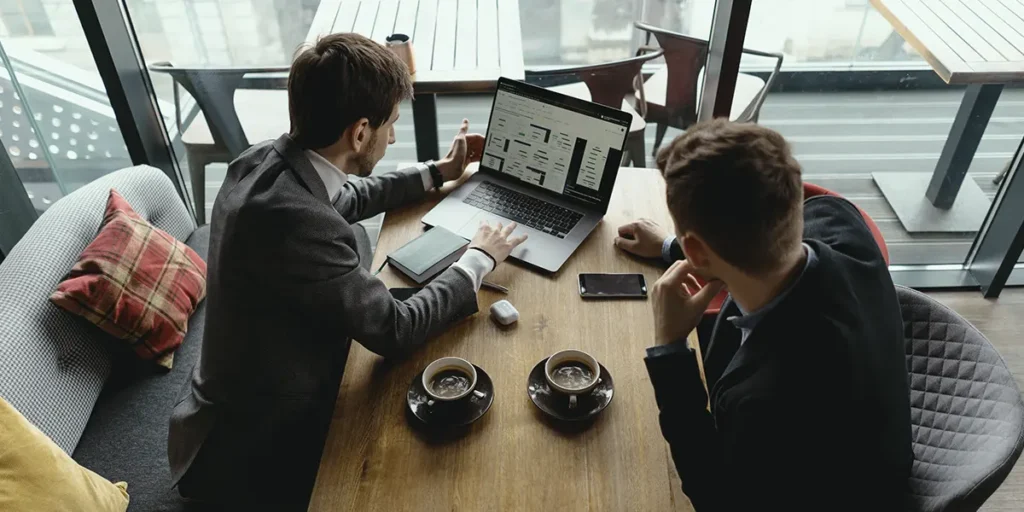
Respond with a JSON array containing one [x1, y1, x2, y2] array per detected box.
[[645, 195, 912, 510], [167, 135, 478, 507]]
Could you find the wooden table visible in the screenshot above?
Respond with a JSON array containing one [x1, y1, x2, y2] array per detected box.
[[306, 0, 526, 162], [869, 0, 1024, 233], [308, 166, 696, 511]]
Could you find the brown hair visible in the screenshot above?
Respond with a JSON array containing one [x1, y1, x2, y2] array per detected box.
[[657, 119, 803, 274], [288, 33, 413, 149]]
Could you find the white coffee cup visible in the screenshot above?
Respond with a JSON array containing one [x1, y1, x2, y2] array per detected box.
[[422, 357, 478, 403], [544, 349, 601, 409]]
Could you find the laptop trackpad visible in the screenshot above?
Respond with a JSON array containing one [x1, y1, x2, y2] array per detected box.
[[456, 211, 511, 239]]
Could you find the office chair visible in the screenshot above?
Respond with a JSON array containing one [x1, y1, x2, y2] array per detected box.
[[897, 286, 1024, 511]]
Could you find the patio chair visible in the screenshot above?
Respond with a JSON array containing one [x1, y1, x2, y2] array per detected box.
[[149, 63, 289, 224], [525, 50, 665, 168], [633, 21, 783, 155]]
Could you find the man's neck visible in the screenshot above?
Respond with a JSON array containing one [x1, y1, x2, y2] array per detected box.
[[726, 245, 807, 314], [314, 146, 352, 175]]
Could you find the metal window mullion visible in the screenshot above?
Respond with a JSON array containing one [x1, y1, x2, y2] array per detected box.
[[966, 136, 1024, 297], [72, 0, 192, 215], [697, 0, 751, 122]]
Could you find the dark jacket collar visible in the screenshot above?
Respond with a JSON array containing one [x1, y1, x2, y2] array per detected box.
[[272, 134, 331, 205], [706, 240, 827, 400]]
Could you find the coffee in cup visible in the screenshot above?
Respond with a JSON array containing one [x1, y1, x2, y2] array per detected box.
[[422, 357, 479, 404], [544, 350, 601, 409]]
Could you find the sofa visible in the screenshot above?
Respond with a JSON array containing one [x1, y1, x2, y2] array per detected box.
[[0, 166, 205, 511]]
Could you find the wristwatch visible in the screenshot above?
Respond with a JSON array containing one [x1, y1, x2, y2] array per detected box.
[[425, 160, 444, 190]]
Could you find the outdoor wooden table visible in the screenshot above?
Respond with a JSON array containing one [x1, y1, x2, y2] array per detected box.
[[306, 0, 526, 162], [869, 0, 1024, 233], [307, 166, 697, 511]]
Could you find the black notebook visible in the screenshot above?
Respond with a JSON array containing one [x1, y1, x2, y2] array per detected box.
[[386, 227, 469, 284]]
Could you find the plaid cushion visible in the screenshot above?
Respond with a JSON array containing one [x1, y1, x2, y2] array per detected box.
[[50, 189, 206, 370]]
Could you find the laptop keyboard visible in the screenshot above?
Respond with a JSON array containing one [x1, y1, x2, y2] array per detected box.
[[463, 182, 584, 238]]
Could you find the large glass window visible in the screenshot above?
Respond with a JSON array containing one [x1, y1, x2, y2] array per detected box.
[[718, 0, 1023, 272], [0, 0, 55, 37], [125, 0, 320, 221], [666, 0, 927, 67], [121, 0, 718, 221], [0, 8, 132, 213]]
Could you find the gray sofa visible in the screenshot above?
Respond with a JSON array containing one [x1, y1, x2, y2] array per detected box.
[[0, 166, 205, 511]]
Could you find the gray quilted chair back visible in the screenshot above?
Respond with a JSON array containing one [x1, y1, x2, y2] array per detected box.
[[0, 166, 195, 454], [897, 285, 1024, 511]]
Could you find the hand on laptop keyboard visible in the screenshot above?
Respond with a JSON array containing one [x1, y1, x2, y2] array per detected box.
[[469, 221, 529, 265]]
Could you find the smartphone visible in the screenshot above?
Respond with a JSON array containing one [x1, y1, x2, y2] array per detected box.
[[578, 273, 648, 299]]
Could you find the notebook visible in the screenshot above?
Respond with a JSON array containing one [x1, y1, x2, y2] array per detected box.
[[386, 227, 469, 284]]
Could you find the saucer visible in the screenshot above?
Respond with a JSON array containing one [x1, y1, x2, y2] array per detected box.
[[527, 358, 613, 421], [407, 364, 494, 427]]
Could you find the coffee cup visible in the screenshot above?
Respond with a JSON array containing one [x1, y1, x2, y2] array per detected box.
[[544, 350, 601, 409], [422, 357, 481, 405], [385, 33, 416, 75]]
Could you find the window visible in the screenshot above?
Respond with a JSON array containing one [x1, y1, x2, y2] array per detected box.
[[0, 0, 54, 37], [0, 5, 130, 214]]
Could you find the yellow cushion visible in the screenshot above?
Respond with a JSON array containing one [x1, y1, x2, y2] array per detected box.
[[0, 397, 129, 511]]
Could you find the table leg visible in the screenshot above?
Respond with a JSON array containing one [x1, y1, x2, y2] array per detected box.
[[412, 93, 440, 162], [926, 83, 1002, 209], [186, 149, 207, 226]]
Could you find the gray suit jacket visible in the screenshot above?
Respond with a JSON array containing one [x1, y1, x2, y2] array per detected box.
[[168, 134, 478, 507]]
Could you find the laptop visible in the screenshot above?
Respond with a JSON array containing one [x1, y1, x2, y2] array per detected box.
[[421, 78, 632, 273]]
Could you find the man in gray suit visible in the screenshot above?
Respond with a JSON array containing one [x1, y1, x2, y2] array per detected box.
[[168, 33, 526, 508]]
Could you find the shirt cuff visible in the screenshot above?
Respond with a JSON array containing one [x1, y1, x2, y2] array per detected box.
[[451, 248, 495, 292], [661, 236, 677, 264], [416, 162, 433, 192]]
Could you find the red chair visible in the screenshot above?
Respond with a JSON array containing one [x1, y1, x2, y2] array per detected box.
[[698, 182, 889, 316], [802, 182, 889, 265]]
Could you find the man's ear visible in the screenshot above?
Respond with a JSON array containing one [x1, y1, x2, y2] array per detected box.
[[681, 233, 711, 269], [346, 118, 371, 152]]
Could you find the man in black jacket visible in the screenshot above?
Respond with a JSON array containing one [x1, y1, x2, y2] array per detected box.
[[616, 119, 912, 510], [168, 33, 526, 508]]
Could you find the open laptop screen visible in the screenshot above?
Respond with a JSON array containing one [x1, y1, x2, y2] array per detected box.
[[480, 79, 632, 208]]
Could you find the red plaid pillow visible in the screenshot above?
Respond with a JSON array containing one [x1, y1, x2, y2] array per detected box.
[[50, 189, 206, 370]]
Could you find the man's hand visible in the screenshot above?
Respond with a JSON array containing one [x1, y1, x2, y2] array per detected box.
[[470, 221, 528, 265], [651, 260, 725, 345], [615, 218, 671, 259], [436, 119, 485, 182]]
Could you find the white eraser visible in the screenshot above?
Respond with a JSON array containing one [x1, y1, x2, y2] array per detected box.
[[489, 300, 519, 326]]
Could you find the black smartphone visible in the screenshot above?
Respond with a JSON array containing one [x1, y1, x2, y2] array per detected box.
[[578, 273, 648, 299], [389, 287, 422, 301]]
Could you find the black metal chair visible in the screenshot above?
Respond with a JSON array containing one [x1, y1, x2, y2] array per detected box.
[[896, 285, 1024, 511], [633, 21, 783, 155], [525, 51, 664, 168], [149, 63, 288, 224]]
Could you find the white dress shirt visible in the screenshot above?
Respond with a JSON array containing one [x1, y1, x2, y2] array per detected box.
[[304, 150, 494, 291]]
